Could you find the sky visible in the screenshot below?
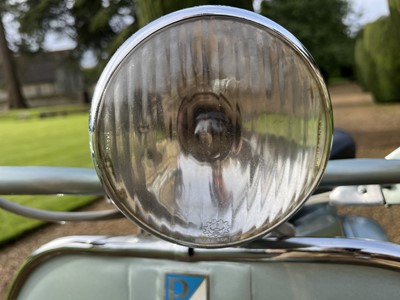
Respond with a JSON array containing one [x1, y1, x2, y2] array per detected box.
[[350, 0, 389, 28]]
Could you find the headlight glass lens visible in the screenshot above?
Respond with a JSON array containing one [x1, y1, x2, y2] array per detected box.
[[90, 8, 332, 248]]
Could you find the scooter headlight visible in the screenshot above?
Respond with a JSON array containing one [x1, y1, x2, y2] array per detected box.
[[90, 6, 333, 248]]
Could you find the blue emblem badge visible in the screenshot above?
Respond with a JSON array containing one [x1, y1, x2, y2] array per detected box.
[[165, 273, 208, 300]]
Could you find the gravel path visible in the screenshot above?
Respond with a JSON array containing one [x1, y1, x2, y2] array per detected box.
[[1, 83, 400, 298]]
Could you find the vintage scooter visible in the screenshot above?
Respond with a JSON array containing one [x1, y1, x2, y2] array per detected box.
[[2, 6, 400, 300]]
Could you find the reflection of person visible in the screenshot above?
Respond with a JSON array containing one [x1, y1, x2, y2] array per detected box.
[[177, 92, 240, 163], [172, 134, 265, 239], [123, 78, 265, 239], [169, 77, 267, 238], [211, 161, 231, 210]]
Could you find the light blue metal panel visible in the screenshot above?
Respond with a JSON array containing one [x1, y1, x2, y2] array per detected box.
[[16, 255, 400, 300], [17, 256, 129, 300], [251, 263, 400, 300], [17, 256, 251, 300]]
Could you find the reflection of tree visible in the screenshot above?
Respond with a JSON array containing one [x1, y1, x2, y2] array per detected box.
[[132, 89, 164, 165]]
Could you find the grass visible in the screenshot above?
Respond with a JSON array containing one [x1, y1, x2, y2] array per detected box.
[[0, 112, 98, 245]]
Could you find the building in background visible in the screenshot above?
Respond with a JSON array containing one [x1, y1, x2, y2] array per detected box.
[[0, 50, 84, 108]]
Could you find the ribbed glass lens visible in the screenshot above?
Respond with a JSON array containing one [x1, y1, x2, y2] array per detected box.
[[90, 9, 332, 248]]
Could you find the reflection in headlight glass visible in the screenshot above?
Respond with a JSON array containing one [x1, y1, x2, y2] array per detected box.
[[91, 14, 332, 247]]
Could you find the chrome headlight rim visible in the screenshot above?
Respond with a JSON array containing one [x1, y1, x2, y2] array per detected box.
[[89, 5, 333, 248]]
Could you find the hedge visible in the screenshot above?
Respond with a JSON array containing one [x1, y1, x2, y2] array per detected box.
[[354, 3, 400, 102]]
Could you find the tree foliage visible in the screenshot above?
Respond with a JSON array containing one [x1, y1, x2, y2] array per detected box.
[[14, 0, 137, 62], [14, 0, 253, 65], [10, 0, 254, 86], [260, 0, 354, 80], [135, 0, 253, 28]]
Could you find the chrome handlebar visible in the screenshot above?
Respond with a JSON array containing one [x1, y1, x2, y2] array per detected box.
[[1, 158, 400, 222]]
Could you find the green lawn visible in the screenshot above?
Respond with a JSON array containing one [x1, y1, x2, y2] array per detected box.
[[0, 112, 98, 244]]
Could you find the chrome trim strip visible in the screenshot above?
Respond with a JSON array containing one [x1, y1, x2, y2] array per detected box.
[[8, 236, 400, 299]]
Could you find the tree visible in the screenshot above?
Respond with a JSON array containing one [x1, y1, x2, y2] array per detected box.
[[135, 0, 253, 28], [11, 0, 254, 86], [15, 0, 253, 63], [0, 4, 28, 108], [260, 0, 354, 80], [14, 0, 138, 64]]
